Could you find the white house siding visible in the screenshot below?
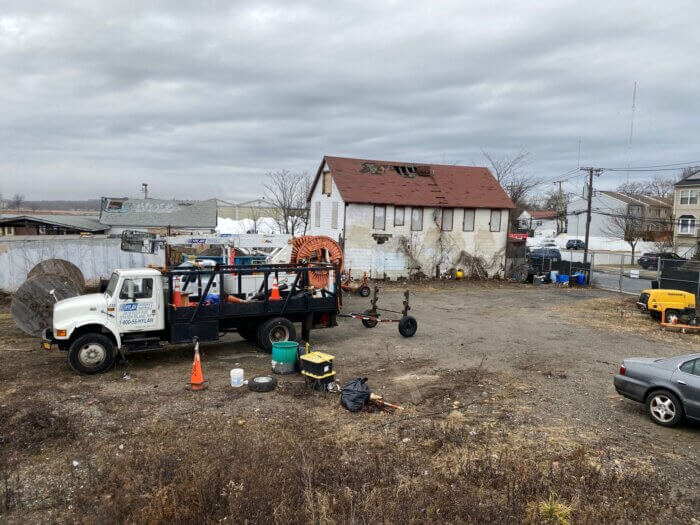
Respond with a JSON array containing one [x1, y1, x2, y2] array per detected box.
[[307, 169, 346, 241], [567, 194, 626, 238], [342, 204, 509, 279]]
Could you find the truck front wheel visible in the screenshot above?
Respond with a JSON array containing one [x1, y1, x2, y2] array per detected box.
[[68, 333, 116, 374]]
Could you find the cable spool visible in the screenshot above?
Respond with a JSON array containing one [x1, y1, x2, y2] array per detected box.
[[11, 275, 82, 337], [27, 259, 85, 293], [290, 236, 344, 288]]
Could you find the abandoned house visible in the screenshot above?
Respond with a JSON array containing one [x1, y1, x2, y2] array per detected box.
[[307, 156, 515, 278], [99, 197, 218, 235]]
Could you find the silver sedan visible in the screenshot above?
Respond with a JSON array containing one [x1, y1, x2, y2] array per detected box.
[[614, 353, 700, 427]]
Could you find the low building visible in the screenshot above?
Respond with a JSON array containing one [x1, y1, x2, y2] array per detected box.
[[0, 214, 106, 236], [217, 198, 280, 221], [99, 197, 218, 235], [306, 156, 515, 278], [567, 191, 671, 239], [673, 174, 700, 256], [517, 210, 558, 237]]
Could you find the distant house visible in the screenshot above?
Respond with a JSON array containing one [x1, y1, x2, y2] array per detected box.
[[0, 214, 107, 236], [307, 156, 515, 278], [567, 191, 671, 239], [217, 198, 279, 221], [673, 173, 700, 256], [99, 197, 218, 235], [517, 210, 558, 237]]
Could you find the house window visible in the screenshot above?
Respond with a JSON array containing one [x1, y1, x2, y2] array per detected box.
[[373, 205, 386, 230], [680, 189, 698, 205], [463, 209, 475, 231], [322, 171, 332, 195], [679, 215, 696, 234], [394, 206, 405, 226], [314, 202, 321, 228], [441, 208, 453, 231], [331, 202, 339, 229], [490, 210, 501, 232], [411, 207, 423, 231]]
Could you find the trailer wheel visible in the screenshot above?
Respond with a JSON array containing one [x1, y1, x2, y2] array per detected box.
[[359, 286, 371, 297], [68, 333, 116, 374], [665, 309, 680, 324], [398, 316, 418, 337], [361, 310, 378, 328], [257, 317, 296, 352]]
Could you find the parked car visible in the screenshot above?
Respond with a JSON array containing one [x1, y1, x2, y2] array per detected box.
[[566, 239, 585, 250], [637, 252, 685, 269], [614, 353, 700, 427], [538, 239, 559, 249]]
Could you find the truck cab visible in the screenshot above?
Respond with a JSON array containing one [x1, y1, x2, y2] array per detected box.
[[48, 268, 166, 373]]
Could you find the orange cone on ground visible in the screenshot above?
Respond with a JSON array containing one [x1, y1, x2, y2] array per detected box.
[[188, 339, 206, 391], [269, 278, 282, 300]]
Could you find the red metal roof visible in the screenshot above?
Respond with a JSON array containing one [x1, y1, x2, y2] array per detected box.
[[310, 156, 515, 209], [528, 210, 558, 219]]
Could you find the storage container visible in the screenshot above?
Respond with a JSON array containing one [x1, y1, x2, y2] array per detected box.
[[272, 341, 298, 374], [300, 351, 334, 377]]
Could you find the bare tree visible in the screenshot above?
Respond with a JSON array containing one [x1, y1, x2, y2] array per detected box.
[[482, 150, 542, 227], [246, 201, 264, 234], [616, 181, 646, 196], [602, 212, 644, 261], [263, 171, 311, 235], [679, 166, 700, 181], [617, 175, 675, 199], [11, 193, 24, 210]]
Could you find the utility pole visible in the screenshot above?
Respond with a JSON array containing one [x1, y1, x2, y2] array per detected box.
[[141, 183, 149, 199], [580, 167, 604, 265]]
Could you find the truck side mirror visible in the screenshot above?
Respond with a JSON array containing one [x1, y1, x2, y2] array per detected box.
[[127, 280, 136, 301]]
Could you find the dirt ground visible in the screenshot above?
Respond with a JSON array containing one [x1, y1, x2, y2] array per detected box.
[[1, 282, 699, 523]]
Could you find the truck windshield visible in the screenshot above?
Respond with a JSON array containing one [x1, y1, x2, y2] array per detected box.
[[104, 273, 119, 297]]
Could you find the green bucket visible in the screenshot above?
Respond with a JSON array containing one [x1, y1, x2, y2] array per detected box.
[[271, 341, 298, 374]]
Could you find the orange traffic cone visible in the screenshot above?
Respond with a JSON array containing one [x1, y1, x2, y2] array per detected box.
[[173, 278, 182, 307], [269, 278, 282, 300], [188, 339, 207, 391]]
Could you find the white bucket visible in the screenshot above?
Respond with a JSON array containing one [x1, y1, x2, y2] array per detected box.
[[550, 270, 559, 282], [230, 368, 244, 387]]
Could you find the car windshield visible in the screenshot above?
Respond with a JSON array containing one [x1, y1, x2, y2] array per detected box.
[[104, 273, 119, 297]]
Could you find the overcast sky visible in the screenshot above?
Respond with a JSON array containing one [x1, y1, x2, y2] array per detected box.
[[1, 1, 698, 202]]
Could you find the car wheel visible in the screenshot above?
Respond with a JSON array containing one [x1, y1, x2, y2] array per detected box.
[[398, 316, 418, 337], [248, 375, 278, 392], [646, 390, 683, 427], [68, 333, 116, 374], [256, 317, 296, 352], [361, 310, 378, 328], [664, 309, 680, 324]]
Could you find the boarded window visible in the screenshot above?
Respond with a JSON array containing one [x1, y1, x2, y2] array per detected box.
[[322, 172, 332, 195], [314, 201, 321, 228], [490, 209, 501, 232], [441, 208, 453, 231], [463, 209, 475, 231], [394, 206, 405, 226], [331, 202, 339, 229], [373, 205, 386, 230], [411, 207, 423, 231]]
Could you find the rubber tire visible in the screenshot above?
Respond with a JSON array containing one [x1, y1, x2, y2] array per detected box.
[[68, 333, 116, 374], [398, 315, 418, 337], [359, 286, 371, 297], [238, 324, 258, 342], [362, 310, 378, 328], [256, 317, 296, 352], [248, 375, 278, 392], [646, 389, 683, 427], [664, 309, 680, 324]]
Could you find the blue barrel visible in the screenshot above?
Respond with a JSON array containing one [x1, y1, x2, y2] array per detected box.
[[557, 274, 570, 284]]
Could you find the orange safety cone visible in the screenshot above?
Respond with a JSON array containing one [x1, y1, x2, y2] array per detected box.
[[188, 339, 207, 391], [269, 278, 282, 300], [173, 277, 182, 307]]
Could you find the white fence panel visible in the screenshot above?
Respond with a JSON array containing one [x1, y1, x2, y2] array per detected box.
[[0, 236, 164, 292]]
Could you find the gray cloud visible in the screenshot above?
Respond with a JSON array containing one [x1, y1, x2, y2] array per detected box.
[[1, 0, 699, 201]]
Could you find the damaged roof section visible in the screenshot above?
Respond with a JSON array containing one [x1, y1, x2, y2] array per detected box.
[[312, 156, 515, 209], [99, 197, 218, 228]]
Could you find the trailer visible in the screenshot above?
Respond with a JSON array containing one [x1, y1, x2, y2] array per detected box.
[[42, 262, 341, 374]]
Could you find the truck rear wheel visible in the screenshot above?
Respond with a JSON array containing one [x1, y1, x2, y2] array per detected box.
[[257, 317, 296, 352], [68, 333, 116, 374]]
